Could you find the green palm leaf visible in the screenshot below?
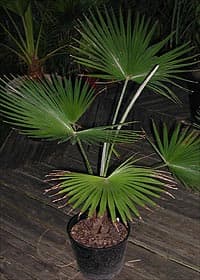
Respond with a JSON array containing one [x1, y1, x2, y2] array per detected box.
[[0, 0, 30, 16], [45, 158, 175, 224], [73, 8, 196, 101], [76, 125, 143, 144], [0, 75, 141, 144], [151, 122, 200, 191], [0, 75, 95, 141]]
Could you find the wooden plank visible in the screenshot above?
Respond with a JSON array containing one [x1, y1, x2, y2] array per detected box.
[[0, 273, 10, 280], [0, 201, 152, 280], [0, 229, 76, 280], [1, 124, 199, 280], [124, 242, 200, 280], [0, 191, 147, 279], [1, 212, 70, 263], [2, 192, 200, 280], [1, 163, 199, 270], [3, 178, 196, 280], [0, 130, 43, 167], [0, 166, 76, 218], [134, 89, 190, 116], [0, 130, 99, 171], [1, 231, 144, 280], [1, 202, 80, 279], [2, 185, 199, 274], [0, 181, 70, 231], [0, 189, 198, 280], [127, 185, 200, 274], [159, 189, 200, 220], [130, 219, 199, 271], [140, 207, 199, 245], [1, 240, 60, 280], [1, 223, 199, 280], [4, 203, 197, 280], [0, 248, 37, 280]]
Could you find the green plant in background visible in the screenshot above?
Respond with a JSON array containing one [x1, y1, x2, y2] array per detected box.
[[130, 0, 200, 54], [169, 0, 200, 52], [0, 8, 199, 226], [40, 0, 110, 74], [0, 0, 69, 77], [0, 0, 109, 77]]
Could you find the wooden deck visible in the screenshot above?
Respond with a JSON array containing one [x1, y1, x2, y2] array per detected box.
[[0, 89, 200, 280]]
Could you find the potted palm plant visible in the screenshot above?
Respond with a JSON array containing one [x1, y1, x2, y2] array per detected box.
[[0, 8, 199, 280]]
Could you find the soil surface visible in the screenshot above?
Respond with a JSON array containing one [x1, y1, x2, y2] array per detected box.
[[70, 216, 128, 248]]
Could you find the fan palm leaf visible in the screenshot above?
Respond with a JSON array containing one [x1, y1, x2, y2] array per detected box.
[[151, 122, 200, 191], [76, 124, 143, 144], [0, 75, 141, 144], [73, 8, 197, 101], [45, 158, 175, 224], [0, 75, 94, 141], [0, 0, 30, 16]]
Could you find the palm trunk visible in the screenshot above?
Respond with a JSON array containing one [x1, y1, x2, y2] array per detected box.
[[28, 56, 43, 79]]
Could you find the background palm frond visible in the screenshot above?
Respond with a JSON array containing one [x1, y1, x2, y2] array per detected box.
[[73, 8, 196, 102], [0, 0, 30, 16], [151, 122, 200, 191], [46, 158, 175, 224]]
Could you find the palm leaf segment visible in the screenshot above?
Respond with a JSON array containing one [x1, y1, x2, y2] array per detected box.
[[74, 8, 196, 101], [0, 76, 141, 144], [152, 122, 200, 191], [46, 158, 174, 224]]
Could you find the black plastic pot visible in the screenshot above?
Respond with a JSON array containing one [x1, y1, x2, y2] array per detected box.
[[67, 214, 130, 280]]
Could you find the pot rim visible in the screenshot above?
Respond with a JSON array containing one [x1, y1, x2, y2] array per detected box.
[[67, 213, 131, 250]]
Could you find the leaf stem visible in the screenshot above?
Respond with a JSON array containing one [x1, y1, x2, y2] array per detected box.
[[100, 77, 129, 176], [22, 3, 35, 55], [77, 138, 93, 175], [119, 65, 160, 127], [154, 163, 167, 169], [101, 65, 160, 177]]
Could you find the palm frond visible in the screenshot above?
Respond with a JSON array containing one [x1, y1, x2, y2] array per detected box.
[[45, 158, 175, 224], [76, 125, 143, 144], [0, 0, 30, 16], [0, 75, 142, 145], [151, 122, 200, 191], [73, 8, 196, 102], [0, 75, 95, 141]]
